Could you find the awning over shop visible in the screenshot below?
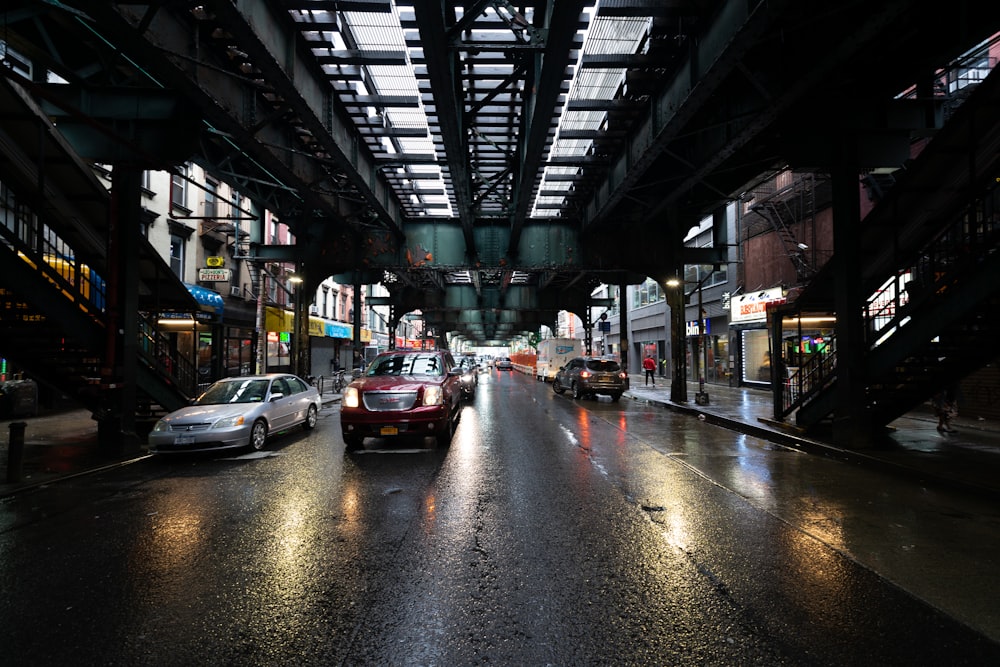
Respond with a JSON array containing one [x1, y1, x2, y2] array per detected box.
[[265, 306, 355, 339], [185, 283, 224, 317], [265, 306, 294, 332]]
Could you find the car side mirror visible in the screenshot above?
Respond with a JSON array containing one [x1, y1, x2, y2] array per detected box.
[[269, 392, 284, 401]]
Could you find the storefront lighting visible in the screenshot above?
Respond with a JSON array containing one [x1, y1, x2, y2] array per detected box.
[[782, 316, 837, 325]]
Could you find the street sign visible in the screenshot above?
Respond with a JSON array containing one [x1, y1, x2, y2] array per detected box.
[[198, 268, 231, 282]]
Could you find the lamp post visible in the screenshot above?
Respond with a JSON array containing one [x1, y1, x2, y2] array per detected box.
[[668, 271, 713, 405], [665, 277, 687, 403]]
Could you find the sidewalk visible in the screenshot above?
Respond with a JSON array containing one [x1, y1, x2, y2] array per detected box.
[[3, 382, 999, 500], [0, 393, 343, 498], [625, 380, 1000, 499]]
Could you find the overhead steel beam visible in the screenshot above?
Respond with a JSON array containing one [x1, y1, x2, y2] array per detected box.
[[509, 1, 592, 258], [206, 0, 407, 236], [312, 50, 407, 66], [409, 0, 478, 261]]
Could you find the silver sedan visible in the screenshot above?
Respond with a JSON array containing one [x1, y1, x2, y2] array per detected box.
[[148, 374, 322, 454]]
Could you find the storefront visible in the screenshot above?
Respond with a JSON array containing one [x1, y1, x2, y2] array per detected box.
[[159, 283, 225, 389], [265, 306, 359, 376], [309, 319, 352, 378], [685, 315, 730, 385], [730, 287, 786, 387], [730, 287, 837, 387], [222, 328, 255, 378]]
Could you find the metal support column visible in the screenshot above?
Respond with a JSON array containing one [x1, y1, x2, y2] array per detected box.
[[832, 145, 871, 447], [618, 282, 629, 382], [352, 274, 363, 370], [101, 167, 142, 454], [669, 276, 687, 403]]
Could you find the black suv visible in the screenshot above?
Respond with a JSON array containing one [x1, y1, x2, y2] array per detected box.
[[552, 357, 626, 401]]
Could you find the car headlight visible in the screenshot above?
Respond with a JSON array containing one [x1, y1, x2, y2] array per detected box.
[[423, 385, 443, 405], [212, 414, 246, 429], [152, 419, 169, 433], [343, 386, 360, 408]]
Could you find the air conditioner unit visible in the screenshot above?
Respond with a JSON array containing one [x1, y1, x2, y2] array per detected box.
[[230, 286, 242, 298]]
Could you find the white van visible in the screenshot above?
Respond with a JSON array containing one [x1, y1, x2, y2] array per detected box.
[[535, 338, 584, 381]]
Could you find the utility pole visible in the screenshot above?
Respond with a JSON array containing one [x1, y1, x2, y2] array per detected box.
[[255, 265, 266, 375]]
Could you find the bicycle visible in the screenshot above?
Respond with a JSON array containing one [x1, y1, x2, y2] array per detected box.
[[332, 370, 347, 392]]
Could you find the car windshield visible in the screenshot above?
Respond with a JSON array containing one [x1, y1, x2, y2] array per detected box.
[[367, 353, 443, 377], [196, 378, 270, 404], [585, 360, 621, 372]]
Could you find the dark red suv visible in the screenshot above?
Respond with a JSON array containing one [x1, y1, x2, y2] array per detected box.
[[340, 349, 462, 451]]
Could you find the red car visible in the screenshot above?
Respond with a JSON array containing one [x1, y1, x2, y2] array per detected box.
[[340, 349, 463, 451]]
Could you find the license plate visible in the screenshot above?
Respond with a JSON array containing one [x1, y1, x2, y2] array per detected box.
[[380, 425, 399, 436], [174, 434, 195, 445]]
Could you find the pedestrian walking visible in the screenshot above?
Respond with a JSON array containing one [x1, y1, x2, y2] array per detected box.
[[642, 354, 656, 386], [933, 385, 958, 434]]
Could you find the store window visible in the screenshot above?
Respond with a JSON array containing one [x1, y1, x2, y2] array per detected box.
[[742, 329, 772, 384]]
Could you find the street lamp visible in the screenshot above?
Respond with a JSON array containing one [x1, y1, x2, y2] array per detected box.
[[665, 277, 687, 403], [667, 272, 712, 406]]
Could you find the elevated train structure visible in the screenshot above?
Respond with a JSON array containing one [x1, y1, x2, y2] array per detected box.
[[1, 1, 999, 447]]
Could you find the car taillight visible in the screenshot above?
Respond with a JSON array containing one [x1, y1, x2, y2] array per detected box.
[[580, 370, 591, 378]]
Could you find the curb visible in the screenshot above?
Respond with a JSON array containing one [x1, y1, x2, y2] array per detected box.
[[0, 454, 153, 499]]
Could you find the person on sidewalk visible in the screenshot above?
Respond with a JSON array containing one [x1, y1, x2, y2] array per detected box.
[[933, 386, 958, 434], [642, 354, 656, 386]]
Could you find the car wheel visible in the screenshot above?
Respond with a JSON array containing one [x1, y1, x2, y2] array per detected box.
[[304, 404, 318, 429], [437, 416, 454, 447], [553, 378, 565, 394], [344, 434, 364, 452], [611, 393, 622, 402], [249, 419, 268, 451], [572, 382, 583, 400]]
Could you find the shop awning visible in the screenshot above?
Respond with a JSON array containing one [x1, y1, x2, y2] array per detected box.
[[184, 283, 224, 317]]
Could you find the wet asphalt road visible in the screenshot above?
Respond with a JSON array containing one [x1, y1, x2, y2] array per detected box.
[[1, 370, 999, 665]]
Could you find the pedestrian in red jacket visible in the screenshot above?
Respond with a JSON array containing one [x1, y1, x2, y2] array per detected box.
[[642, 354, 656, 386]]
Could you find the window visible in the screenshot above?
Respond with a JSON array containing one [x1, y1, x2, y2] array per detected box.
[[631, 278, 663, 308], [685, 226, 728, 288], [232, 192, 244, 232], [171, 165, 188, 211], [204, 178, 218, 219], [169, 233, 185, 277]]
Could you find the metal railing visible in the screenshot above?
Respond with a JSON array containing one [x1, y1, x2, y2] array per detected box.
[[782, 339, 837, 416]]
